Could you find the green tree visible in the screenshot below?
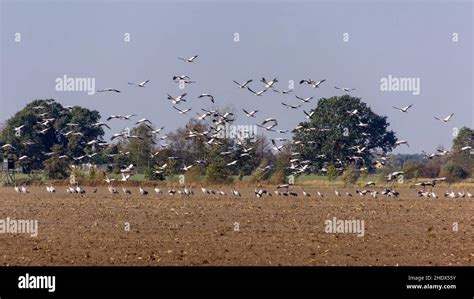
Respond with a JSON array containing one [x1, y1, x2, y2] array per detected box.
[[451, 127, 473, 173], [0, 99, 104, 171], [250, 159, 272, 182], [121, 124, 156, 173], [43, 146, 70, 179], [326, 165, 338, 181], [402, 160, 424, 179], [440, 163, 469, 182], [144, 167, 164, 181], [341, 164, 360, 185], [204, 145, 233, 184], [167, 119, 209, 167], [270, 149, 290, 184], [293, 95, 397, 172], [165, 158, 178, 179]]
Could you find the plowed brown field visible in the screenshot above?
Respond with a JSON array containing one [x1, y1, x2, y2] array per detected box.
[[0, 187, 472, 266]]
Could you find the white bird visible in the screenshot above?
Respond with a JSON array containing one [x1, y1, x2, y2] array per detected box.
[[150, 126, 165, 134], [173, 106, 192, 115], [97, 88, 121, 93], [262, 118, 278, 125], [271, 139, 284, 151], [296, 96, 313, 103], [14, 125, 25, 132], [128, 80, 150, 87], [110, 131, 127, 141], [257, 124, 276, 132], [303, 110, 315, 119], [436, 149, 450, 156], [1, 144, 15, 150], [121, 173, 131, 182], [434, 113, 454, 122], [231, 188, 241, 197], [198, 94, 215, 103], [281, 102, 301, 109], [108, 186, 118, 195], [107, 114, 137, 121], [334, 86, 356, 92], [135, 118, 153, 125], [37, 128, 50, 134], [261, 77, 278, 89], [300, 79, 325, 88], [353, 146, 367, 154], [173, 75, 191, 81], [77, 186, 89, 194], [178, 55, 198, 63], [106, 115, 122, 121], [460, 146, 472, 151], [273, 88, 293, 95], [233, 79, 253, 88], [167, 93, 187, 105], [395, 140, 409, 147], [73, 155, 86, 161], [392, 104, 413, 113], [182, 164, 193, 172], [346, 109, 358, 116], [92, 122, 111, 130], [386, 171, 403, 180], [227, 160, 238, 166], [421, 150, 436, 159], [139, 186, 149, 196], [242, 109, 259, 118], [247, 87, 268, 96], [121, 164, 135, 173]]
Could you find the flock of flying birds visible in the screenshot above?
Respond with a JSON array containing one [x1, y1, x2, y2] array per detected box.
[[2, 54, 472, 198]]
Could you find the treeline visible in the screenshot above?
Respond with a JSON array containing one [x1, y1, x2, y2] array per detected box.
[[383, 128, 473, 182], [0, 98, 472, 185], [96, 120, 287, 184]]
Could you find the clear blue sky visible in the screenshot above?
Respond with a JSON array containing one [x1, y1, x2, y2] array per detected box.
[[1, 0, 472, 154]]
